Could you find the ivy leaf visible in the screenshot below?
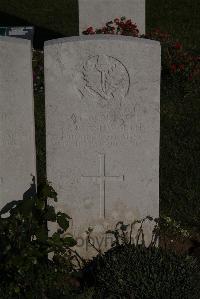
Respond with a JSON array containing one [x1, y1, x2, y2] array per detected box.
[[0, 201, 20, 216], [14, 287, 20, 294], [35, 228, 48, 242], [57, 213, 70, 230], [44, 206, 57, 221], [35, 197, 45, 210], [19, 198, 34, 215], [52, 232, 61, 244], [38, 181, 58, 202], [57, 211, 71, 219], [63, 236, 77, 247]]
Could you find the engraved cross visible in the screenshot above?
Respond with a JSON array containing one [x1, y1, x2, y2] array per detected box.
[[81, 154, 125, 218]]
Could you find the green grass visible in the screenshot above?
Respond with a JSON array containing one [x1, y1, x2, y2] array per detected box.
[[1, 0, 200, 237]]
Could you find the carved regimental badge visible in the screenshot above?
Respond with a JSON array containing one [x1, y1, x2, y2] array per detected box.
[[76, 55, 130, 106]]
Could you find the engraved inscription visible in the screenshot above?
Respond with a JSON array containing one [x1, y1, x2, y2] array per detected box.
[[0, 131, 17, 146], [60, 133, 137, 148], [81, 154, 125, 218], [76, 55, 130, 106]]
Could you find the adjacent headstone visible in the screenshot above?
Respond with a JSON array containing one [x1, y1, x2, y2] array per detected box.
[[0, 37, 36, 210], [45, 35, 160, 258], [0, 27, 34, 44], [79, 0, 145, 35]]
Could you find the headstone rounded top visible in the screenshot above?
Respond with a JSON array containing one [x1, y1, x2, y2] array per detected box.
[[0, 35, 31, 45], [44, 25, 161, 258], [44, 35, 160, 48]]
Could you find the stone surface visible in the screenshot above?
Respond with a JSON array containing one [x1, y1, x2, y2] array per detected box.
[[45, 35, 160, 258], [0, 37, 36, 210], [79, 0, 145, 35]]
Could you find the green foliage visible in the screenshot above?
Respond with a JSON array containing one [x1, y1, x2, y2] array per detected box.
[[0, 181, 77, 298], [73, 288, 95, 299], [83, 244, 200, 299], [0, 191, 199, 299], [80, 220, 200, 298]]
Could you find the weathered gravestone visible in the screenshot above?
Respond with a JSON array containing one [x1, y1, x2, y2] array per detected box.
[[0, 27, 34, 43], [0, 37, 36, 210], [79, 0, 145, 35], [45, 35, 160, 258]]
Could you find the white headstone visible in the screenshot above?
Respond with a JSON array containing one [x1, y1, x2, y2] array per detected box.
[[79, 0, 145, 35], [45, 35, 160, 258], [0, 37, 36, 209]]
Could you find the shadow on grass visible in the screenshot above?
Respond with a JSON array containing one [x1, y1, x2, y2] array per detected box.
[[0, 11, 65, 49]]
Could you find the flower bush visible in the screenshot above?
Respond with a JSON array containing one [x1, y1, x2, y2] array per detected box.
[[145, 28, 200, 86], [83, 17, 200, 93], [83, 16, 139, 36]]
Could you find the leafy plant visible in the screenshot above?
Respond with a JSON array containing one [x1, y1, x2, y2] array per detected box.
[[0, 181, 78, 298], [81, 219, 200, 299], [83, 245, 200, 299]]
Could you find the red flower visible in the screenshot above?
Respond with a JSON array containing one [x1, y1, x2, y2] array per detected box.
[[126, 19, 132, 25], [178, 64, 185, 71], [114, 18, 120, 24], [86, 27, 94, 34], [174, 42, 182, 50], [102, 26, 107, 33], [170, 64, 177, 72], [119, 21, 125, 27]]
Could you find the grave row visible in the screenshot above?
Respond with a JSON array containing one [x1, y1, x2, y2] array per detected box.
[[0, 0, 160, 257]]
